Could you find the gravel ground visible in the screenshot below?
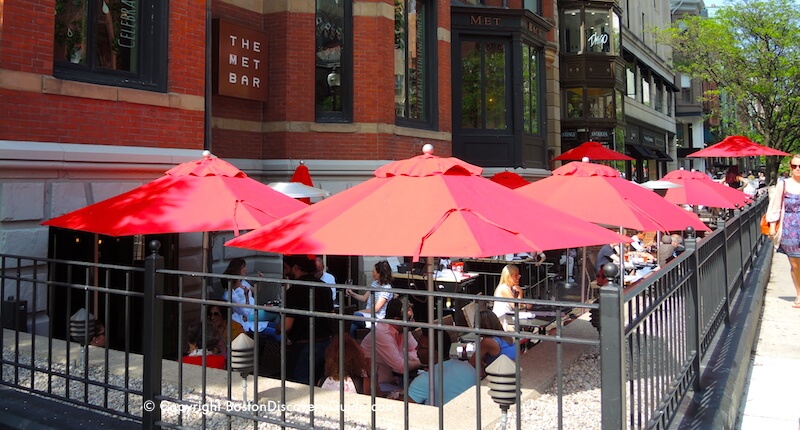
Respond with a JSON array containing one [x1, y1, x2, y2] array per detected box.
[[497, 345, 601, 430], [3, 345, 601, 430]]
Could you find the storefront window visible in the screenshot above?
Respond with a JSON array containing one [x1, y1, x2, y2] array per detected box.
[[565, 88, 584, 118], [563, 9, 582, 53], [53, 0, 167, 91], [522, 43, 539, 134], [460, 41, 507, 130], [587, 88, 613, 118], [395, 0, 431, 122], [585, 9, 611, 53]]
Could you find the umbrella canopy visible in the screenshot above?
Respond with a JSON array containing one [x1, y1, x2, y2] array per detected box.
[[660, 169, 750, 209], [516, 162, 710, 232], [489, 171, 530, 189], [226, 146, 628, 261], [688, 135, 790, 157], [43, 152, 308, 236], [552, 141, 634, 162]]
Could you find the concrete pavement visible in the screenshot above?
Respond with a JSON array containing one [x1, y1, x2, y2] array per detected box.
[[738, 250, 800, 429]]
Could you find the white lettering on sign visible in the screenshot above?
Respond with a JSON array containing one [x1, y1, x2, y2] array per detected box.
[[587, 32, 608, 48], [229, 73, 261, 88], [118, 1, 137, 48]]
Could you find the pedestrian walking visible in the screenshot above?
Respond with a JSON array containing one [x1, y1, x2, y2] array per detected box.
[[766, 153, 800, 308]]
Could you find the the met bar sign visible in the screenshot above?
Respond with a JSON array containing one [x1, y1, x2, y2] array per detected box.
[[213, 19, 268, 102]]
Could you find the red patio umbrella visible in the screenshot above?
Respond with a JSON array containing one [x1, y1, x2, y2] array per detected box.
[[43, 151, 308, 236], [552, 141, 634, 162], [290, 161, 314, 204], [688, 135, 790, 157], [515, 162, 709, 232], [661, 169, 750, 209], [489, 171, 530, 189], [225, 146, 627, 261]]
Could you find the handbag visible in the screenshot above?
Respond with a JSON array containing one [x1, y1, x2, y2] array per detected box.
[[761, 181, 785, 236], [760, 214, 775, 235]]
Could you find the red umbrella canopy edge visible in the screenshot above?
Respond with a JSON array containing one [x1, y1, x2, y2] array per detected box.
[[688, 135, 790, 157], [226, 145, 629, 261], [489, 171, 531, 189], [552, 141, 635, 161]]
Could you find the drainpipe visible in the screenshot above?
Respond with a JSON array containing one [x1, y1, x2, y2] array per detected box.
[[204, 0, 212, 152]]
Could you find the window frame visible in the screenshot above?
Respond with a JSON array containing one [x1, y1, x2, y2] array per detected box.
[[395, 0, 438, 129], [315, 0, 353, 123], [53, 0, 169, 93]]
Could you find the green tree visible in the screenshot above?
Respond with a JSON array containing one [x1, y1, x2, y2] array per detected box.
[[661, 0, 800, 182]]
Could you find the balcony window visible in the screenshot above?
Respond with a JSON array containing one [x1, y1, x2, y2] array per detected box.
[[561, 7, 620, 55], [563, 9, 582, 53], [316, 0, 351, 121], [587, 88, 613, 118], [565, 88, 584, 119]]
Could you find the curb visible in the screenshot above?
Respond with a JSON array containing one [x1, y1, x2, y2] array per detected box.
[[670, 241, 772, 429]]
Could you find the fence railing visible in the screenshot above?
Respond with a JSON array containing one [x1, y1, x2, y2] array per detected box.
[[0, 196, 768, 429]]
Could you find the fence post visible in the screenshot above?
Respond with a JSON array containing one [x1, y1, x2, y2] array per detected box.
[[142, 241, 164, 429], [684, 228, 702, 392], [600, 263, 625, 429]]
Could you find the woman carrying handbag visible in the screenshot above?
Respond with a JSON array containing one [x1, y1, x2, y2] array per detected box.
[[766, 154, 800, 308]]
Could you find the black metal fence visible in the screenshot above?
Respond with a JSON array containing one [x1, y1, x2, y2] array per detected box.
[[0, 196, 768, 429]]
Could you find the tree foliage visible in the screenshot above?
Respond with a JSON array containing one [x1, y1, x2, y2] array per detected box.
[[661, 0, 800, 180]]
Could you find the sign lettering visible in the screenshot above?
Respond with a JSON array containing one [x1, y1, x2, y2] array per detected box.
[[214, 20, 269, 102], [470, 15, 501, 26]]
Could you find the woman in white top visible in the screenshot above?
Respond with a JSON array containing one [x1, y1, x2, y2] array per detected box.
[[492, 265, 532, 329], [346, 260, 394, 337]]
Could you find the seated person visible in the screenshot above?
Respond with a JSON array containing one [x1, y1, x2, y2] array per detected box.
[[222, 258, 279, 335], [360, 298, 422, 392], [407, 329, 476, 405], [468, 310, 516, 377], [89, 321, 106, 347], [491, 265, 532, 328], [346, 260, 394, 338], [657, 235, 675, 268], [181, 322, 226, 370], [207, 305, 245, 358], [629, 230, 653, 252], [318, 334, 377, 395], [595, 243, 620, 273]]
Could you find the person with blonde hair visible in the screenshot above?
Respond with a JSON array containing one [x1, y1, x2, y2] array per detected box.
[[767, 153, 800, 308], [491, 264, 531, 324]]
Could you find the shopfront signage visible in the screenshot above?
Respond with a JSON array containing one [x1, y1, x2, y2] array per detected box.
[[562, 131, 577, 139], [591, 130, 609, 138], [213, 19, 268, 102], [470, 15, 502, 26]]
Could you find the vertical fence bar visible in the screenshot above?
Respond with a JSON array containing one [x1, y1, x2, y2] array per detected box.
[[684, 229, 702, 392], [142, 241, 164, 430], [600, 263, 625, 430]]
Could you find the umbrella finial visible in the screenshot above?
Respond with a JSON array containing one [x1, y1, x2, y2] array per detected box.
[[299, 160, 305, 166], [581, 156, 590, 163], [422, 144, 434, 155], [202, 150, 211, 158]]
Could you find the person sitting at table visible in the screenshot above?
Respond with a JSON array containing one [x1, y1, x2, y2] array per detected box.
[[318, 334, 377, 395], [222, 258, 280, 332], [629, 230, 653, 252], [181, 322, 226, 370], [491, 264, 532, 329], [407, 329, 476, 405], [346, 260, 394, 338], [207, 305, 245, 358], [360, 298, 422, 392], [468, 310, 517, 377], [595, 243, 620, 273], [657, 235, 676, 268]]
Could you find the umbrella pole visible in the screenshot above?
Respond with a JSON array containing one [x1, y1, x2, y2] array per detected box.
[[426, 256, 435, 406], [202, 232, 210, 274], [580, 247, 587, 304]]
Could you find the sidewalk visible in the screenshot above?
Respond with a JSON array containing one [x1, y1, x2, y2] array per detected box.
[[738, 250, 800, 429]]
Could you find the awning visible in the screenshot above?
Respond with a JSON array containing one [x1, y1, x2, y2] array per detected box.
[[654, 149, 673, 162], [626, 144, 658, 160], [677, 147, 700, 158]]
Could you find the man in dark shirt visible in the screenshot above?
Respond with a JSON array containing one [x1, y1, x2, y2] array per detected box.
[[596, 244, 619, 273], [278, 254, 334, 384]]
